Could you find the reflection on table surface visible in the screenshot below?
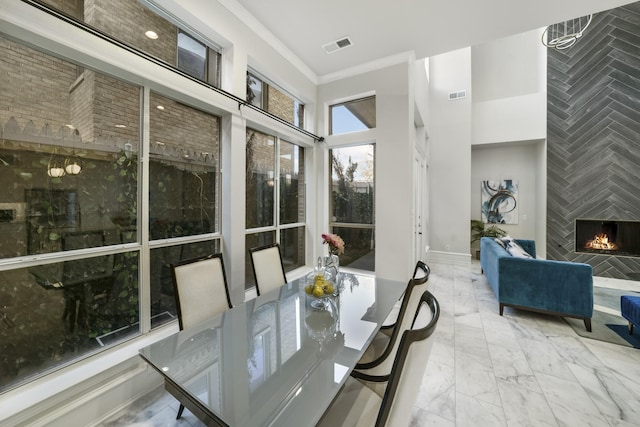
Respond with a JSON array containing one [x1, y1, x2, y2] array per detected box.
[[139, 271, 405, 427]]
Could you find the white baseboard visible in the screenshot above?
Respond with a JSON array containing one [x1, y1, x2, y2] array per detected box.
[[1, 325, 176, 427], [427, 250, 472, 266]]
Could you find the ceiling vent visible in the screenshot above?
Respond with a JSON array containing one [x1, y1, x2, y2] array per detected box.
[[448, 90, 467, 100], [322, 36, 353, 54]]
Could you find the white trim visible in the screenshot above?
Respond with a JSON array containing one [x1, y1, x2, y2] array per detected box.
[[427, 250, 471, 266], [0, 324, 177, 424], [216, 0, 317, 84], [318, 51, 415, 85]]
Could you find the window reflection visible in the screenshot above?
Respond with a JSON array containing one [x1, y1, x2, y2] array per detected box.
[[36, 0, 222, 87], [1, 251, 139, 392], [150, 240, 221, 328], [330, 145, 375, 271], [149, 92, 220, 240], [0, 35, 141, 392]]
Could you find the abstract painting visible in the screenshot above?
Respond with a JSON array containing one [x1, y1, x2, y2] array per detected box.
[[481, 179, 518, 224]]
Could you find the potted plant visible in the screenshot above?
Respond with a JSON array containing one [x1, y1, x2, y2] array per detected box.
[[471, 219, 507, 259]]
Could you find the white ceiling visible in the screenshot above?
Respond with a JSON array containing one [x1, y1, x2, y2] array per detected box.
[[223, 0, 636, 78]]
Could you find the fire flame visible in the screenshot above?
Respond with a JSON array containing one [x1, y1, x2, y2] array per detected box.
[[585, 233, 618, 250]]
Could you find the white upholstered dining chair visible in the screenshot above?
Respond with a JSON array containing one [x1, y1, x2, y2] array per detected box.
[[317, 290, 440, 427], [170, 253, 232, 418], [249, 242, 287, 296], [354, 262, 430, 374], [380, 260, 430, 331]]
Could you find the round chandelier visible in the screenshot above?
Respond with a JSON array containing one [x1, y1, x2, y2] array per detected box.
[[542, 14, 593, 50]]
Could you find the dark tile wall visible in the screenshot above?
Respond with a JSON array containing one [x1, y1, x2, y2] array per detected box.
[[546, 2, 640, 280]]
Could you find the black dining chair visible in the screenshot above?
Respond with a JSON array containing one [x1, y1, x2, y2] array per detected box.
[[355, 261, 430, 372], [249, 242, 287, 296], [170, 253, 232, 419], [380, 260, 430, 332], [318, 290, 440, 426]]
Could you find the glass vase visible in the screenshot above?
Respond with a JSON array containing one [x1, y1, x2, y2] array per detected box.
[[324, 254, 340, 282]]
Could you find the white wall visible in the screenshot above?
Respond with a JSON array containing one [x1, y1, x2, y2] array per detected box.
[[428, 48, 473, 263], [471, 141, 543, 251], [472, 28, 547, 145]]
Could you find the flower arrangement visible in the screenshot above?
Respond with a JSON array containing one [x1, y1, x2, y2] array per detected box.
[[322, 233, 345, 255]]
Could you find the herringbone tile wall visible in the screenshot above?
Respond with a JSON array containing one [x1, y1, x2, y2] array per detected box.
[[546, 2, 640, 279]]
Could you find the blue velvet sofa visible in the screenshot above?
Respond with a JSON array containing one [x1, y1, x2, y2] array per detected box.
[[480, 237, 594, 331]]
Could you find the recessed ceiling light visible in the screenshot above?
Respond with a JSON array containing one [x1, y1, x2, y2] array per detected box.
[[156, 105, 165, 110], [115, 124, 127, 128], [145, 30, 159, 40], [65, 124, 75, 129]]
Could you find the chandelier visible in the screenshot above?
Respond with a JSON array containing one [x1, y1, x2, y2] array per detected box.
[[542, 14, 593, 50]]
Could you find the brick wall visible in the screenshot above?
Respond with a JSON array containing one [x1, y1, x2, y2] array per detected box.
[[86, 0, 177, 64], [0, 39, 76, 132]]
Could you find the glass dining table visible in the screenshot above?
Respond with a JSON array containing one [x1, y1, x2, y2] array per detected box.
[[138, 270, 405, 427]]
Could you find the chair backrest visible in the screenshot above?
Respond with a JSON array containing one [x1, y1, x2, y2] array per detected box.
[[249, 243, 287, 296], [357, 265, 431, 377], [412, 260, 430, 281], [377, 290, 440, 427], [380, 261, 430, 329], [171, 253, 232, 330]]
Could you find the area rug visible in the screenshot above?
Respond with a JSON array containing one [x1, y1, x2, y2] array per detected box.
[[564, 286, 640, 349]]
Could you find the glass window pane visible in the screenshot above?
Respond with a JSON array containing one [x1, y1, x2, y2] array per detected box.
[[331, 226, 375, 271], [178, 31, 207, 81], [330, 145, 375, 224], [245, 231, 276, 289], [208, 49, 222, 87], [0, 35, 142, 391], [266, 85, 296, 126], [0, 37, 140, 258], [149, 92, 220, 240], [35, 1, 222, 88], [279, 141, 305, 224], [246, 73, 304, 129], [246, 129, 275, 229], [247, 73, 263, 108], [150, 239, 221, 329], [329, 96, 376, 135], [280, 227, 305, 272], [0, 251, 139, 392]]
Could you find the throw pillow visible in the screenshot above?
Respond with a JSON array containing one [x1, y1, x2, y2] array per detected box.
[[494, 238, 506, 249], [497, 235, 514, 247], [506, 241, 533, 258]]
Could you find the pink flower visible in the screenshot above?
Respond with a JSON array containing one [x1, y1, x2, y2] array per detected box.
[[322, 233, 345, 255]]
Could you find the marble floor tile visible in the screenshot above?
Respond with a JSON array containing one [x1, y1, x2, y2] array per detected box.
[[496, 380, 557, 427], [98, 260, 640, 427]]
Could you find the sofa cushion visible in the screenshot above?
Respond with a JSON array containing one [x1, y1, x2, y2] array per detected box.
[[506, 240, 533, 258]]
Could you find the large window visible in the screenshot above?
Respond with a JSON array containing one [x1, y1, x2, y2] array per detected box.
[[329, 96, 376, 135], [148, 92, 221, 328], [329, 145, 375, 270], [0, 36, 141, 392], [245, 129, 305, 289], [37, 0, 222, 87], [247, 72, 305, 128]]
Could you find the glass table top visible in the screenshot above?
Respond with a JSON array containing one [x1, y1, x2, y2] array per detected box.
[[139, 271, 405, 427]]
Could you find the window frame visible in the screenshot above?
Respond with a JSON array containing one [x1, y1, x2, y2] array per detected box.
[[246, 70, 305, 129], [328, 143, 376, 271], [328, 95, 376, 136], [245, 128, 306, 289]]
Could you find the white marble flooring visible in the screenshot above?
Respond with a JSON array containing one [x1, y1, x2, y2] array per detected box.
[[98, 261, 640, 427]]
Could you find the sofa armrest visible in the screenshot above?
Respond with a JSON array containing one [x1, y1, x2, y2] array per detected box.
[[498, 257, 593, 318]]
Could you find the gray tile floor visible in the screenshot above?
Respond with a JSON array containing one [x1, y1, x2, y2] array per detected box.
[[98, 261, 640, 427]]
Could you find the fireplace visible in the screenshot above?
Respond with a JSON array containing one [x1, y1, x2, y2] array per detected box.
[[575, 219, 640, 257]]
